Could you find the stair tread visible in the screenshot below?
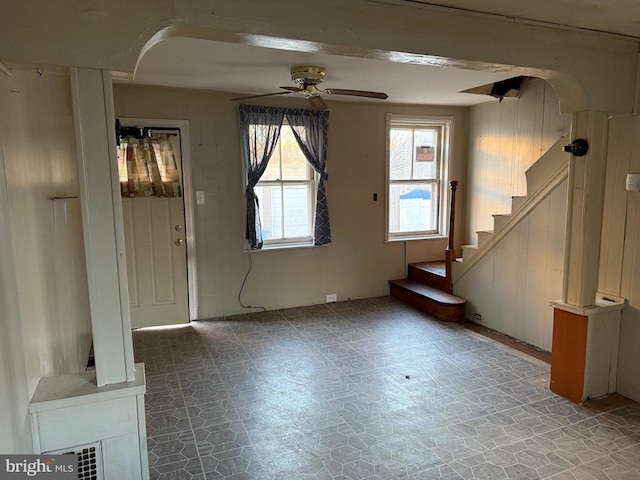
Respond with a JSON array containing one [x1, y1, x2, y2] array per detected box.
[[389, 278, 466, 305], [409, 260, 446, 277]]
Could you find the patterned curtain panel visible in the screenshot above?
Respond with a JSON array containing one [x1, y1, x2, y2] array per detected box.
[[239, 104, 285, 249], [286, 108, 331, 246], [117, 135, 181, 197]]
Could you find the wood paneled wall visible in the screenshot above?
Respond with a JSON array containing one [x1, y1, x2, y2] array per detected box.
[[598, 115, 640, 402], [465, 79, 571, 243], [455, 79, 570, 352], [454, 181, 567, 351], [0, 68, 92, 452]]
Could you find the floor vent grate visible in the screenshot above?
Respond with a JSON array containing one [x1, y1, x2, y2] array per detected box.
[[47, 442, 103, 480], [75, 446, 99, 480]]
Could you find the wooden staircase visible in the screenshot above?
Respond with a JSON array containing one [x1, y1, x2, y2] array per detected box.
[[452, 137, 569, 279], [389, 261, 465, 322], [389, 181, 466, 322]]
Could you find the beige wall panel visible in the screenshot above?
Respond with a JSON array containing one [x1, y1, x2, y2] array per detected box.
[[618, 306, 640, 400], [492, 235, 519, 338], [602, 116, 640, 401], [599, 117, 635, 295], [114, 84, 468, 316], [406, 238, 449, 265], [464, 79, 570, 244], [0, 68, 92, 451], [460, 249, 497, 326], [524, 198, 550, 348], [543, 181, 568, 350], [497, 101, 517, 213], [514, 217, 531, 342], [455, 181, 566, 351]]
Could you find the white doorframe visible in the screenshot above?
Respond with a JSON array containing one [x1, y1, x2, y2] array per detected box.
[[118, 117, 198, 321]]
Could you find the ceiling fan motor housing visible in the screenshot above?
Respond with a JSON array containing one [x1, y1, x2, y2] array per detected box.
[[291, 66, 326, 87]]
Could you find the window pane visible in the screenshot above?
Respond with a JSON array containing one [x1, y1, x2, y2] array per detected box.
[[255, 184, 311, 241], [283, 185, 310, 237], [280, 126, 310, 181], [388, 183, 437, 233], [255, 185, 283, 240], [261, 154, 280, 181], [413, 129, 438, 180], [389, 128, 413, 180]]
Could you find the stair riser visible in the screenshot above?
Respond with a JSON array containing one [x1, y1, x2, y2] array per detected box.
[[390, 284, 464, 322], [477, 231, 493, 248], [462, 245, 478, 261], [493, 215, 510, 231], [408, 265, 448, 291], [511, 196, 527, 211]]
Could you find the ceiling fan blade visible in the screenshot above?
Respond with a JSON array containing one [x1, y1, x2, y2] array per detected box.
[[322, 88, 388, 100], [307, 94, 328, 111], [279, 86, 304, 93], [231, 90, 294, 101]]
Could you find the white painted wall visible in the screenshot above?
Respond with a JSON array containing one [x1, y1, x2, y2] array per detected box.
[[455, 79, 570, 351], [465, 79, 571, 243], [0, 68, 92, 452], [1, 0, 638, 113], [598, 115, 640, 402], [113, 84, 468, 317]]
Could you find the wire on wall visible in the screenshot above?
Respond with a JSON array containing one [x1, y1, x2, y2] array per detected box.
[[238, 251, 267, 312]]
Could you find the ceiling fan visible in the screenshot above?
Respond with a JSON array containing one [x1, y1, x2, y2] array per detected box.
[[231, 65, 389, 110]]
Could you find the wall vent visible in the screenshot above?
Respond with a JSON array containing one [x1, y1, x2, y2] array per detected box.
[[46, 442, 103, 480]]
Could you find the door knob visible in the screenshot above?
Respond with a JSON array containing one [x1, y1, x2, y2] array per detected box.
[[175, 238, 184, 246]]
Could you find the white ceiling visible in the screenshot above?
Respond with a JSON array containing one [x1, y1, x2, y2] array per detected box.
[[129, 0, 640, 107]]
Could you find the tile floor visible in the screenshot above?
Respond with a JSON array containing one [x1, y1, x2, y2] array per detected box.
[[133, 297, 640, 480]]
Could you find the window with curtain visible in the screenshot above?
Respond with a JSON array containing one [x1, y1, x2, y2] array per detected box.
[[240, 104, 331, 250], [255, 120, 315, 245], [386, 114, 454, 241], [117, 134, 181, 198]]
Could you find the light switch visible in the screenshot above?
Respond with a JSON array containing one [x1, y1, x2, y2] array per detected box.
[[196, 191, 206, 204], [626, 174, 640, 192]]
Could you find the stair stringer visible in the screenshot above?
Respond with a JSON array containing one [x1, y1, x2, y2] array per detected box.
[[453, 137, 569, 283]]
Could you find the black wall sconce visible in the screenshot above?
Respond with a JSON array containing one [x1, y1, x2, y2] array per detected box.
[[563, 138, 589, 157]]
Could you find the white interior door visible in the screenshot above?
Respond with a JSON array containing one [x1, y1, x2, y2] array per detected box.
[[121, 129, 189, 328]]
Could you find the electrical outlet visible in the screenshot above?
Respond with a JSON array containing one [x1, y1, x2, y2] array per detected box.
[[474, 313, 482, 322], [326, 294, 337, 303]]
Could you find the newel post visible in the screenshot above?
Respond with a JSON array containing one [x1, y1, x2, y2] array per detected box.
[[445, 180, 458, 294]]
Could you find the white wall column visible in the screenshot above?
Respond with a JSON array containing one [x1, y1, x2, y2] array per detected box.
[[563, 111, 609, 307], [70, 67, 135, 386], [551, 111, 624, 404]]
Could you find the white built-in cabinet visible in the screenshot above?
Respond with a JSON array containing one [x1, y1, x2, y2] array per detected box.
[[29, 364, 149, 480]]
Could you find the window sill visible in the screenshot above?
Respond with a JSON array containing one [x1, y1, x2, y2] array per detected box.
[[243, 242, 324, 253], [385, 235, 448, 243]]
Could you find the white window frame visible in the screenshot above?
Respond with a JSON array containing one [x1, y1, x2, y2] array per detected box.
[[256, 122, 316, 249], [385, 114, 454, 242]]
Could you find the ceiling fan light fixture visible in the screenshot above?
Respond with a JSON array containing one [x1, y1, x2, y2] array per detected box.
[[307, 94, 328, 111]]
